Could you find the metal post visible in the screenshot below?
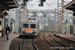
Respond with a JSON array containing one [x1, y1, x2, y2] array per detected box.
[[9, 12, 11, 32], [48, 12, 49, 31], [25, 2, 28, 20], [60, 10, 62, 33], [54, 9, 57, 34], [19, 2, 21, 33], [67, 12, 70, 35], [61, 0, 64, 21], [57, 0, 59, 33], [48, 12, 50, 31], [49, 12, 50, 31], [62, 0, 64, 34], [69, 16, 70, 34], [57, 0, 59, 11], [19, 8, 20, 33]]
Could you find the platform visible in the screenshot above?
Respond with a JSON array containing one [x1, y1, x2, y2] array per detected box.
[[56, 34, 75, 42], [0, 33, 20, 50]]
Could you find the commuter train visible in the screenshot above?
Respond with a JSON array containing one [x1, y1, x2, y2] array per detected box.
[[21, 19, 39, 36]]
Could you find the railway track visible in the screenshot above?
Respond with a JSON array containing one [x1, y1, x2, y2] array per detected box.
[[34, 32, 56, 50], [54, 34, 75, 48], [43, 32, 66, 50], [47, 32, 75, 50], [9, 37, 23, 50], [19, 39, 38, 50], [9, 31, 75, 50]]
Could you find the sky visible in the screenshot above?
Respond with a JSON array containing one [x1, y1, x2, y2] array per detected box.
[[26, 0, 72, 10]]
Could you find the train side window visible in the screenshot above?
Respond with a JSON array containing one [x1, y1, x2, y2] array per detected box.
[[0, 21, 1, 25]]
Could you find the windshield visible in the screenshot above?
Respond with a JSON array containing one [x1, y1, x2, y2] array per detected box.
[[23, 24, 28, 28], [30, 24, 36, 28]]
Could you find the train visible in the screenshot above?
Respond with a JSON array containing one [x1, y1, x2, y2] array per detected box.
[[21, 19, 39, 36]]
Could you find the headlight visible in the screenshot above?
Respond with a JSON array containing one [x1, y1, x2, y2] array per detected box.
[[23, 29, 24, 30]]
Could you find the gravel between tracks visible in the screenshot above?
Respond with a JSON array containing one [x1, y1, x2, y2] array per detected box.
[[44, 32, 65, 47], [23, 39, 35, 50], [9, 37, 23, 50], [34, 32, 55, 50]]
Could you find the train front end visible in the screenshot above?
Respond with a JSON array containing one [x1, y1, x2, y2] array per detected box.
[[21, 21, 39, 36]]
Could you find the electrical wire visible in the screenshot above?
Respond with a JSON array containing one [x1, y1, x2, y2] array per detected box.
[[46, 0, 62, 9], [46, 3, 56, 9], [52, 0, 56, 3]]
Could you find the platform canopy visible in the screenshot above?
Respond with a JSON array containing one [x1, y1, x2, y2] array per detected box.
[[64, 0, 75, 11], [0, 0, 19, 11]]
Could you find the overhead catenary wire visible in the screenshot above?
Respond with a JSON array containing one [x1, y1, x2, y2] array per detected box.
[[52, 0, 56, 3], [46, 3, 57, 9]]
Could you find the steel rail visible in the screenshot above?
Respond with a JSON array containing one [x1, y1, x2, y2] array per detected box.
[[47, 32, 75, 50], [19, 39, 25, 50], [32, 39, 38, 50], [48, 32, 68, 47], [43, 32, 61, 50], [43, 32, 56, 47]]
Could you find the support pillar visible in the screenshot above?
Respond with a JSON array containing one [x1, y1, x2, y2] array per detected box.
[[0, 7, 6, 37], [73, 12, 75, 35]]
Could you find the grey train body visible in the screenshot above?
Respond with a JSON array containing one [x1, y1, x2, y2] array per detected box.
[[21, 20, 39, 36]]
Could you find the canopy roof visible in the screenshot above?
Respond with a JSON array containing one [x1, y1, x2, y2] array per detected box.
[[64, 0, 75, 11], [0, 0, 19, 11]]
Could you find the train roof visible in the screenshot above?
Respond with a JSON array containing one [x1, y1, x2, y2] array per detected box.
[[22, 20, 38, 23]]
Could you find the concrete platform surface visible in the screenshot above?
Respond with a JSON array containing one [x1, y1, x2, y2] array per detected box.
[[56, 34, 75, 42], [0, 33, 20, 50]]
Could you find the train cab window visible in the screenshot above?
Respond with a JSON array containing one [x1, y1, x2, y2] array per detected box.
[[30, 24, 36, 28], [23, 24, 28, 28], [0, 21, 1, 25]]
